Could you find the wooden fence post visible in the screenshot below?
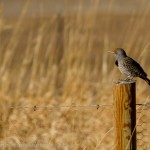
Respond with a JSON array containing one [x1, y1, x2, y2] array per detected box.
[[113, 81, 136, 150]]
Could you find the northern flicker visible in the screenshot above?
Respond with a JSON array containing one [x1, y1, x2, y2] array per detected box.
[[109, 48, 150, 85]]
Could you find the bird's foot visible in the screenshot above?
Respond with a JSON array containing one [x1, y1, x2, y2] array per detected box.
[[118, 78, 136, 84], [123, 77, 134, 81], [124, 78, 131, 81], [119, 78, 133, 82]]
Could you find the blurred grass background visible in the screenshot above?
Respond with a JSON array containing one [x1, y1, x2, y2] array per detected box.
[[0, 0, 150, 149]]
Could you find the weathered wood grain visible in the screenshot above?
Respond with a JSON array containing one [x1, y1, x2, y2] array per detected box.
[[113, 81, 136, 150]]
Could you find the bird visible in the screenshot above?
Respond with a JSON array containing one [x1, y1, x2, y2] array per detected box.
[[109, 48, 150, 85]]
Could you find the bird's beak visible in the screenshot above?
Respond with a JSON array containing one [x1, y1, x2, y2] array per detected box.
[[108, 51, 115, 54]]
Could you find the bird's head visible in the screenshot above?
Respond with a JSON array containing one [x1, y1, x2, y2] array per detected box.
[[108, 48, 127, 59]]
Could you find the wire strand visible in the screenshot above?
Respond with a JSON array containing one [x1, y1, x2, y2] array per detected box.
[[0, 103, 150, 110]]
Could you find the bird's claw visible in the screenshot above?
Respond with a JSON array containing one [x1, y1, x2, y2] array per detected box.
[[119, 78, 133, 82]]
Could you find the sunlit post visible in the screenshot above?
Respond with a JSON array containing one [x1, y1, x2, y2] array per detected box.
[[113, 81, 136, 150]]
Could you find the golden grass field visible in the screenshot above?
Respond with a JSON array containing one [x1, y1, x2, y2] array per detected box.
[[0, 0, 150, 149]]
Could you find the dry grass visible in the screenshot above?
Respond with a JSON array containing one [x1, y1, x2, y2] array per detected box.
[[0, 0, 150, 149]]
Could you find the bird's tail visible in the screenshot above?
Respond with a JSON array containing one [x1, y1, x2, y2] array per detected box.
[[144, 77, 150, 86]]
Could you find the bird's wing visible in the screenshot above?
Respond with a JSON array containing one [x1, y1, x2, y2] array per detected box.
[[123, 57, 147, 77]]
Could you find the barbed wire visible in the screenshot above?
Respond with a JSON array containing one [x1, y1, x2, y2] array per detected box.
[[0, 104, 112, 111], [136, 103, 150, 106], [0, 103, 150, 111]]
